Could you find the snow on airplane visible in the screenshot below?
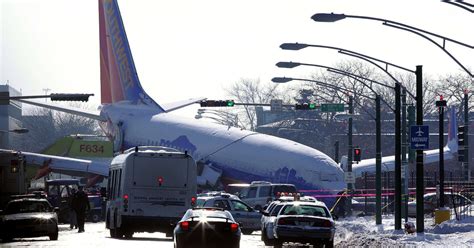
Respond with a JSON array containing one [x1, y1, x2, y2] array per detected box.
[[12, 0, 345, 202], [350, 106, 459, 177]]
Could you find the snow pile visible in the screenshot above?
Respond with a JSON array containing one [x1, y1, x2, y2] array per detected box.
[[335, 215, 474, 247]]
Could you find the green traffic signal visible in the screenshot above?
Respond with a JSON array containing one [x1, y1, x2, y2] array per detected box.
[[226, 100, 235, 107], [309, 103, 316, 109]]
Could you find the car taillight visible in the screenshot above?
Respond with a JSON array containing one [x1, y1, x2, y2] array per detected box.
[[191, 197, 196, 206], [230, 223, 239, 232], [180, 221, 190, 231], [321, 220, 333, 227]]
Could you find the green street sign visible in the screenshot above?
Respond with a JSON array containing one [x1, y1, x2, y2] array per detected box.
[[321, 103, 345, 112]]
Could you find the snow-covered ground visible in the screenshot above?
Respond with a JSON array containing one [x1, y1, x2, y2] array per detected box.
[[335, 215, 474, 247]]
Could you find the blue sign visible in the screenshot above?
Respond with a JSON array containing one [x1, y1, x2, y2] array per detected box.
[[410, 125, 429, 150]]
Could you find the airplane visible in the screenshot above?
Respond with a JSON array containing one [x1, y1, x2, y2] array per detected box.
[[350, 106, 459, 177], [10, 0, 346, 205]]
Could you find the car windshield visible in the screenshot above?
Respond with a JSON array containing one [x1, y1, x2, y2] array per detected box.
[[5, 201, 51, 214], [280, 204, 330, 218], [188, 210, 234, 221]]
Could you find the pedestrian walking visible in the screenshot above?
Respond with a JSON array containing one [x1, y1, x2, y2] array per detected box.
[[69, 188, 78, 229], [72, 186, 90, 233]]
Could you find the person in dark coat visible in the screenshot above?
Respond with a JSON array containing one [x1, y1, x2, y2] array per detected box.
[[72, 186, 90, 233], [68, 188, 78, 229]]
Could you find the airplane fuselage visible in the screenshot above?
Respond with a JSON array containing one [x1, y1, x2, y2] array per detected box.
[[99, 103, 346, 199]]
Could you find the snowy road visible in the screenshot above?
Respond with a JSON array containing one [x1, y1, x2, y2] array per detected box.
[[3, 215, 474, 247]]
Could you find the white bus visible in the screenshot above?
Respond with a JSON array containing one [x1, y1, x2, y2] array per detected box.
[[105, 146, 197, 239]]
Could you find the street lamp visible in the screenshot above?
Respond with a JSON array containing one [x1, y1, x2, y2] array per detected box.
[[442, 0, 474, 13], [311, 13, 474, 78]]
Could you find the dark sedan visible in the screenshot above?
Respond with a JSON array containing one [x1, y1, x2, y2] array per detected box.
[[0, 198, 59, 242], [174, 207, 241, 248]]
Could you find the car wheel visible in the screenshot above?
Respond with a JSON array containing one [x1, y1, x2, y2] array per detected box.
[[262, 233, 275, 246], [109, 228, 116, 238], [123, 230, 133, 239], [1, 236, 12, 243], [231, 242, 240, 248], [242, 229, 253, 235], [49, 230, 59, 241], [175, 240, 185, 248], [324, 240, 334, 248], [91, 213, 101, 223], [273, 240, 283, 248]]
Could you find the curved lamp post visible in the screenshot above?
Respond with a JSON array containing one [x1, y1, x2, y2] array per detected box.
[[311, 13, 474, 77], [311, 13, 474, 78], [442, 0, 474, 13]]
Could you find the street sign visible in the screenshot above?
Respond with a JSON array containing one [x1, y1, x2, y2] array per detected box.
[[270, 99, 283, 112], [344, 172, 355, 184], [410, 125, 429, 150], [321, 103, 345, 112]]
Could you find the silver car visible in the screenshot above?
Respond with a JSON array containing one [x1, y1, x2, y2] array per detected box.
[[407, 192, 472, 217], [196, 193, 262, 234]]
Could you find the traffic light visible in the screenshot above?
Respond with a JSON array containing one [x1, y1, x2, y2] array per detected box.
[[295, 103, 317, 110], [10, 159, 19, 173], [50, 93, 92, 102], [353, 148, 361, 162], [458, 125, 467, 162], [200, 100, 235, 107]]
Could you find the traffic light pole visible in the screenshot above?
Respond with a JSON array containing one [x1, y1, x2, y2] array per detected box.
[[334, 141, 340, 164], [416, 65, 424, 233], [439, 102, 445, 208], [375, 95, 382, 225], [401, 88, 408, 222], [464, 91, 470, 181], [347, 96, 353, 216], [395, 83, 402, 230]]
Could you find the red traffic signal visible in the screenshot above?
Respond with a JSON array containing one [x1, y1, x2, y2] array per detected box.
[[353, 148, 361, 162]]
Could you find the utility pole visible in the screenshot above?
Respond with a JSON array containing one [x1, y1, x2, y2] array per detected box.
[[401, 88, 408, 222], [347, 95, 354, 216], [464, 90, 470, 181], [334, 141, 340, 164], [375, 95, 382, 225], [415, 65, 424, 233], [395, 83, 402, 230], [436, 96, 447, 207]]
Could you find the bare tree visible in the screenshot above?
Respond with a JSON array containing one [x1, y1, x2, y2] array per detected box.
[[11, 106, 101, 152], [224, 78, 290, 130], [436, 72, 474, 117]]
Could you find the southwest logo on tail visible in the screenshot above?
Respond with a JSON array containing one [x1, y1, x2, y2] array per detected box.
[[99, 0, 163, 109]]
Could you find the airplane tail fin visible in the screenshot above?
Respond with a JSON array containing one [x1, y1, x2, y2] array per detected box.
[[99, 0, 164, 111], [446, 106, 458, 152]]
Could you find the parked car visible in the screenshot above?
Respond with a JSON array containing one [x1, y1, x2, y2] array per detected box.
[[261, 201, 285, 246], [196, 192, 261, 234], [174, 207, 241, 248], [0, 198, 59, 242], [408, 192, 472, 217], [272, 201, 335, 248], [239, 181, 298, 211], [87, 195, 104, 223]]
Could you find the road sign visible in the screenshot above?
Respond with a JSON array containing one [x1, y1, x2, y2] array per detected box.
[[270, 99, 283, 112], [344, 172, 355, 184], [410, 125, 429, 150], [321, 103, 345, 112]]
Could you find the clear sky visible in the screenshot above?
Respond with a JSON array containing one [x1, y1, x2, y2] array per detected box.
[[1, 0, 472, 117]]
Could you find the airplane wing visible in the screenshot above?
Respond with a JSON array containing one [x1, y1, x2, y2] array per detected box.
[[15, 99, 106, 122], [161, 97, 207, 112], [1, 149, 109, 180]]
